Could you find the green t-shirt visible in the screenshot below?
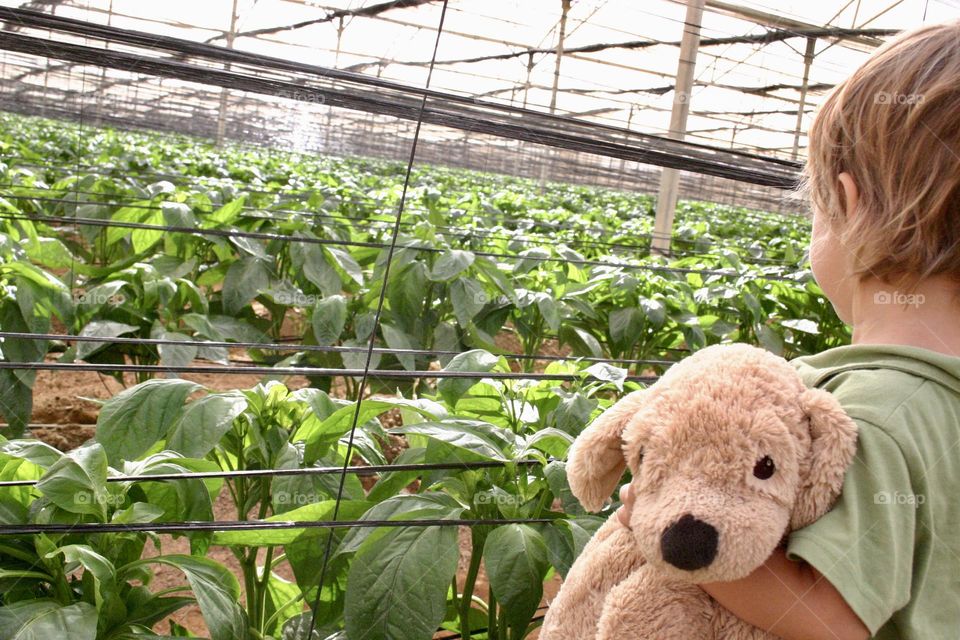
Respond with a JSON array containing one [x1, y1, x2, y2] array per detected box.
[[786, 344, 960, 639]]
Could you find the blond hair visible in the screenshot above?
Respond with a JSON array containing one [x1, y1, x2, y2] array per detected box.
[[803, 20, 960, 286]]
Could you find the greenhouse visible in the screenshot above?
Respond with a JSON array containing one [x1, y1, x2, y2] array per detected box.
[[0, 0, 956, 639]]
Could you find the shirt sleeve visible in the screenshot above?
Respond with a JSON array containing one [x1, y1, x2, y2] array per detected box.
[[786, 418, 916, 636]]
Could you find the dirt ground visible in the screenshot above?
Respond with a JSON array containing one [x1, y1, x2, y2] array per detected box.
[[21, 327, 567, 637]]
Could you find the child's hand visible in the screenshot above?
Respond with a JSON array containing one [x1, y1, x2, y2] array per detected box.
[[616, 482, 635, 528]]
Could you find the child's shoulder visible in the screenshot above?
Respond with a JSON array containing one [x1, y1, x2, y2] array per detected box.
[[791, 343, 960, 446]]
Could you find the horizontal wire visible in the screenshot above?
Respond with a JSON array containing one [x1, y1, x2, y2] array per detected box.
[[2, 186, 787, 264], [0, 332, 676, 368], [0, 27, 801, 188], [0, 516, 556, 536], [0, 361, 659, 382], [0, 7, 803, 176], [1, 154, 805, 227], [0, 209, 799, 281], [0, 460, 544, 488], [2, 184, 796, 264]]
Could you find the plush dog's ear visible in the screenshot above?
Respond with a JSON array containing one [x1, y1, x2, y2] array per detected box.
[[566, 389, 648, 512], [791, 388, 858, 529]]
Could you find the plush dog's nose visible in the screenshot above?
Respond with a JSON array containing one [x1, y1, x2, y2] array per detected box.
[[660, 513, 718, 571]]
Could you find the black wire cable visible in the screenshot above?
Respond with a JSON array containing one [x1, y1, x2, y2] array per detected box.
[[0, 26, 800, 188], [1, 187, 798, 266], [0, 361, 659, 383], [0, 517, 555, 536], [0, 155, 806, 229], [0, 209, 802, 281], [0, 7, 802, 183], [0, 332, 676, 368], [0, 460, 544, 488]]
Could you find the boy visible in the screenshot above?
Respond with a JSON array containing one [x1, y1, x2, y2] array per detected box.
[[618, 21, 960, 640]]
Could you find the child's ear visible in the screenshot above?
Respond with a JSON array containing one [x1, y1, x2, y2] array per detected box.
[[791, 388, 859, 529], [567, 389, 648, 512], [838, 172, 860, 220]]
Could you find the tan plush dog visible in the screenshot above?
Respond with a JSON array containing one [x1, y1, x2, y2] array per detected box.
[[539, 343, 857, 640]]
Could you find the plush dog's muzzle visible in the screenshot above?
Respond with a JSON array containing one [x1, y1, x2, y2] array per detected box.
[[660, 513, 718, 571]]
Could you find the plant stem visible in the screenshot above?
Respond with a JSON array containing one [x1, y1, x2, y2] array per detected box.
[[488, 590, 499, 640], [459, 528, 485, 639]]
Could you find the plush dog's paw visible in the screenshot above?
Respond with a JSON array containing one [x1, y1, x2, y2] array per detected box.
[[596, 565, 714, 640]]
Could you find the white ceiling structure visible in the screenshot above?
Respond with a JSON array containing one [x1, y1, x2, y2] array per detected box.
[[3, 0, 958, 158]]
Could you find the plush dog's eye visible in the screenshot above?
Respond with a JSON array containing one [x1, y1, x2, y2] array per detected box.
[[753, 456, 775, 480]]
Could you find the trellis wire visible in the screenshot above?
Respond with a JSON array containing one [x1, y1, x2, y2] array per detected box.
[[0, 361, 659, 383], [0, 332, 677, 368], [0, 459, 545, 488], [0, 7, 802, 187], [0, 210, 802, 281], [0, 517, 554, 537]]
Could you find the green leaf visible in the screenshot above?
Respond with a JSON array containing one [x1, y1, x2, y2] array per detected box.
[[337, 493, 464, 557], [222, 256, 271, 315], [536, 293, 561, 332], [483, 524, 550, 638], [136, 555, 249, 640], [311, 295, 347, 346], [165, 392, 247, 458], [436, 349, 499, 407], [560, 325, 603, 359], [639, 298, 667, 327], [390, 420, 509, 462], [755, 324, 784, 355], [151, 328, 198, 370], [95, 379, 202, 464], [381, 324, 414, 371], [345, 524, 459, 640], [449, 277, 486, 327], [781, 318, 819, 334], [609, 307, 643, 346], [544, 460, 585, 516], [541, 516, 605, 578], [326, 247, 363, 286], [292, 240, 342, 297], [46, 545, 117, 614], [131, 207, 164, 253], [206, 196, 246, 226], [36, 444, 108, 518], [429, 249, 475, 281], [161, 201, 196, 228], [584, 362, 627, 391], [521, 428, 574, 459], [213, 500, 370, 546], [76, 321, 138, 360], [0, 601, 97, 640]]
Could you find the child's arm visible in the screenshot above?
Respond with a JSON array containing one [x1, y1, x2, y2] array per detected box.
[[700, 546, 869, 640]]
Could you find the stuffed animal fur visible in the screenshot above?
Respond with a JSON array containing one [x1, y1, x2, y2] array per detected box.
[[539, 343, 858, 640]]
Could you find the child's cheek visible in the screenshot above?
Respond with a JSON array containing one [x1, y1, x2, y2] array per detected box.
[[809, 212, 853, 323]]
